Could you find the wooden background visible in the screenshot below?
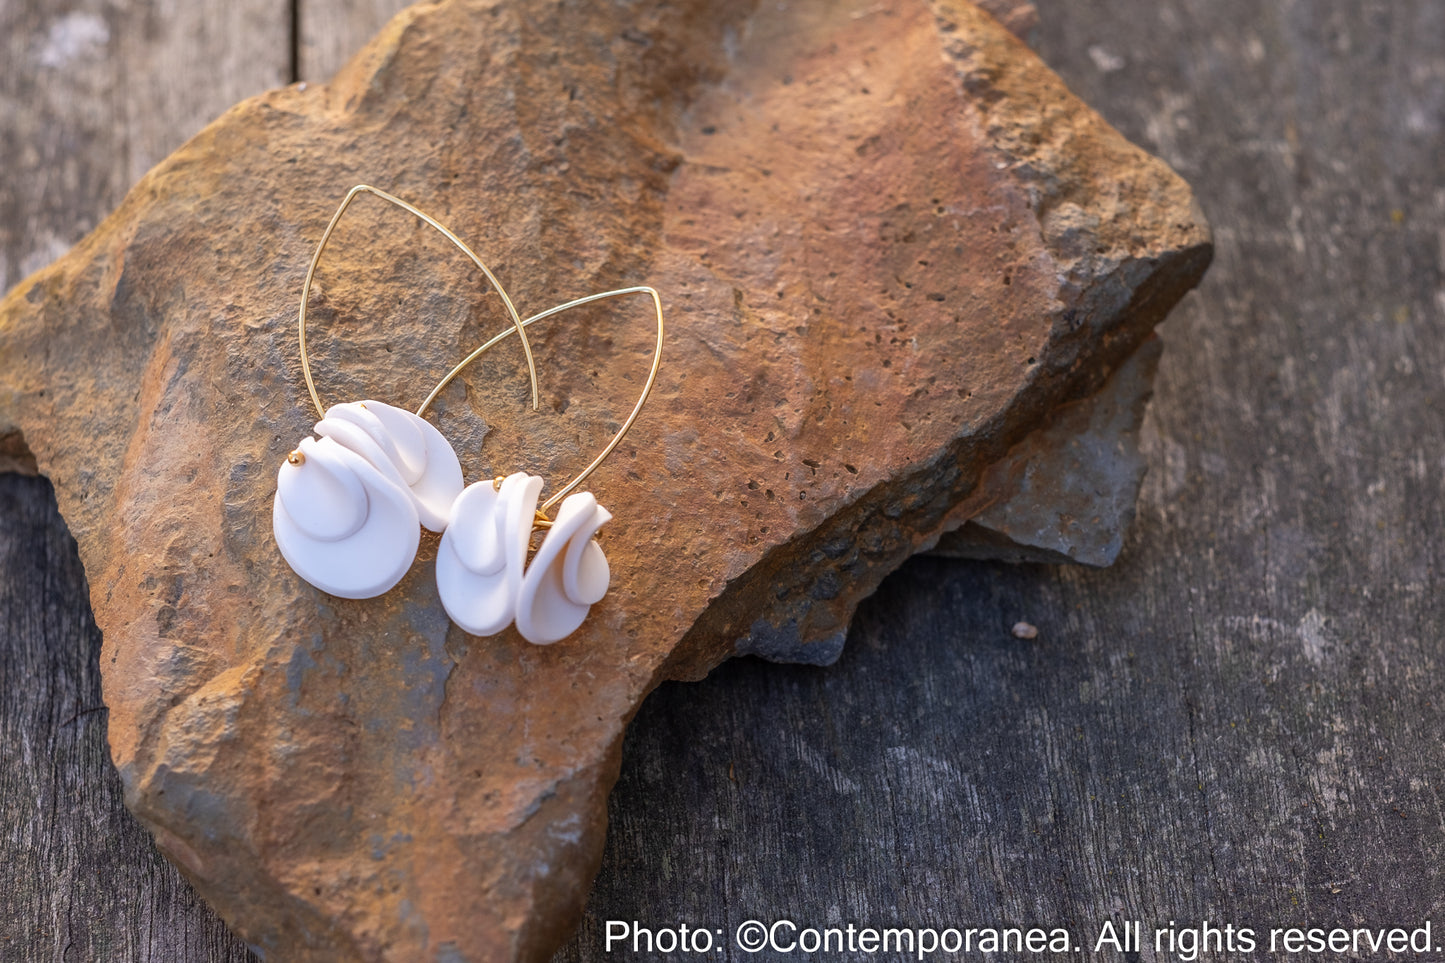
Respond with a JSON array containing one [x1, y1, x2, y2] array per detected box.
[[4, 0, 1444, 959]]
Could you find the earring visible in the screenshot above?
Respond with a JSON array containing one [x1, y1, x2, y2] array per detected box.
[[425, 286, 664, 644], [274, 433, 422, 600], [273, 185, 541, 599]]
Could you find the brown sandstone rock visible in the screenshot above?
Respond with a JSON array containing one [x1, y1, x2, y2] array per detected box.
[[0, 0, 1209, 959]]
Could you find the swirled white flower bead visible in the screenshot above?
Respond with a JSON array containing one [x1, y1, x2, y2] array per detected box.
[[272, 435, 421, 599], [515, 491, 611, 645], [435, 472, 543, 636]]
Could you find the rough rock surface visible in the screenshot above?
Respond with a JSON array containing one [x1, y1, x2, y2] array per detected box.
[[741, 333, 1161, 666], [0, 0, 1209, 959], [931, 334, 1161, 568]]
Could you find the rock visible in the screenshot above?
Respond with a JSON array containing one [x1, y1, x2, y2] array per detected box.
[[0, 428, 38, 477], [0, 0, 1210, 960], [975, 0, 1041, 40], [743, 334, 1162, 665], [932, 335, 1162, 568]]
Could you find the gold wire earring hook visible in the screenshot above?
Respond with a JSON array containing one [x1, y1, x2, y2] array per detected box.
[[296, 184, 541, 419], [417, 285, 665, 516]]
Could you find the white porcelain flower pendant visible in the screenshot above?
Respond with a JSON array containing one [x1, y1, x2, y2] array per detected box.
[[273, 399, 464, 598], [272, 435, 420, 599], [436, 471, 612, 644], [435, 472, 543, 636]]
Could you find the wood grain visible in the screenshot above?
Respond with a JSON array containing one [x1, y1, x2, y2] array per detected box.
[[4, 0, 1443, 959], [300, 0, 412, 85], [0, 0, 289, 295]]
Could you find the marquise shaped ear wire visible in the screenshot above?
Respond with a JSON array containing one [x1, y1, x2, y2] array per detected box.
[[273, 185, 543, 599], [428, 286, 665, 644]]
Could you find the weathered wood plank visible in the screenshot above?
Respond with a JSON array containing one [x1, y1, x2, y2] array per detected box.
[[0, 0, 290, 295], [300, 0, 412, 84], [109, 0, 292, 182]]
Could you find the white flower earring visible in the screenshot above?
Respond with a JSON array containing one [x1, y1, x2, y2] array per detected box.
[[421, 286, 664, 644], [273, 185, 541, 599]]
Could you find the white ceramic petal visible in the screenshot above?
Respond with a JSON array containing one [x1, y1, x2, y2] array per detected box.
[[515, 491, 611, 645], [358, 400, 429, 482], [275, 435, 367, 542], [436, 472, 543, 636], [562, 504, 611, 606], [315, 416, 411, 491], [327, 400, 428, 484], [316, 399, 463, 532], [324, 403, 411, 480], [273, 436, 421, 599], [443, 482, 507, 575], [403, 411, 465, 532]]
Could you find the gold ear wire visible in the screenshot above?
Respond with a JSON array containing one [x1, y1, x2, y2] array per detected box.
[[296, 184, 541, 418], [418, 285, 664, 516]]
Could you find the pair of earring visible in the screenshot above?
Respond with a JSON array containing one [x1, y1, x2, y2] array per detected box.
[[271, 186, 663, 645]]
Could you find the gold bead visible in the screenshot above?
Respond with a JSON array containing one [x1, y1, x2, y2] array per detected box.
[[287, 450, 305, 466]]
